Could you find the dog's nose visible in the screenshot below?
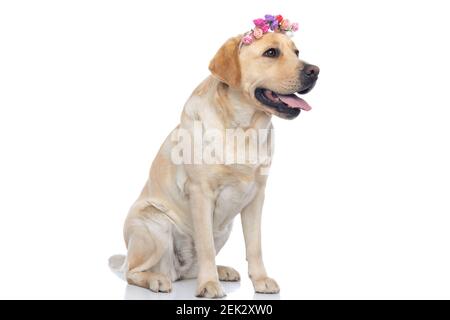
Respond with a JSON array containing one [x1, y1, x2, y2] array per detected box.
[[303, 64, 320, 79]]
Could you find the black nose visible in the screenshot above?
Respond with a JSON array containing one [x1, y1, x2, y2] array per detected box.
[[302, 63, 320, 79]]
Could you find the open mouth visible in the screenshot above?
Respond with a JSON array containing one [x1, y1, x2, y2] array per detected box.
[[254, 88, 312, 119]]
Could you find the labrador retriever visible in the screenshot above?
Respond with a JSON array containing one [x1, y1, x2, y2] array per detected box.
[[109, 30, 319, 298]]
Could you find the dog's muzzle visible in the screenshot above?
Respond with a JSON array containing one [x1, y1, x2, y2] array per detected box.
[[299, 63, 320, 94]]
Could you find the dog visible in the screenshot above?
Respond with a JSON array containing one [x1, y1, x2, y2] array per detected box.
[[109, 28, 319, 298]]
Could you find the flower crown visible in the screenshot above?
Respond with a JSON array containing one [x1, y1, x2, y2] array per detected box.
[[241, 14, 299, 47]]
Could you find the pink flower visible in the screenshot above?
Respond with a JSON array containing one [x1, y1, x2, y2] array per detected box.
[[242, 34, 254, 45], [260, 23, 270, 33], [253, 18, 266, 27], [281, 19, 291, 31], [253, 18, 270, 33], [253, 27, 263, 39], [248, 15, 298, 39]]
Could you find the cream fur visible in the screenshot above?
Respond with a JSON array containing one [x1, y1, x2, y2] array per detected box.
[[110, 32, 314, 298]]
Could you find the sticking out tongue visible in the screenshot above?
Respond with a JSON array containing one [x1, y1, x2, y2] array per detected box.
[[278, 94, 312, 111]]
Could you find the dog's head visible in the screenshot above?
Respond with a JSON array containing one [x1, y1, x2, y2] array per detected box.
[[209, 32, 319, 119]]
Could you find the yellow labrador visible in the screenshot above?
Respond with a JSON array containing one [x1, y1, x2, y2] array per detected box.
[[109, 31, 319, 298]]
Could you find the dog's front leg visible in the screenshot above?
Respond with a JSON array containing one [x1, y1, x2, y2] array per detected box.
[[189, 183, 225, 298], [241, 186, 280, 294]]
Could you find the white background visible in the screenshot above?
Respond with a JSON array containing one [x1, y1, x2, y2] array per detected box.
[[1, 0, 449, 299]]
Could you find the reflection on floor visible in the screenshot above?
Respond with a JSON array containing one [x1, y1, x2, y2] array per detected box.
[[124, 279, 281, 300]]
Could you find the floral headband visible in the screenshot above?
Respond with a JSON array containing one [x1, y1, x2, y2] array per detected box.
[[240, 14, 299, 48]]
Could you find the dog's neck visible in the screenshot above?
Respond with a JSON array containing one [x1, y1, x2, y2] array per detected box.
[[226, 85, 271, 129], [197, 76, 272, 131]]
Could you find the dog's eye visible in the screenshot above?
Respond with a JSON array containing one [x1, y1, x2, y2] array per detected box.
[[263, 48, 280, 58], [294, 49, 299, 57]]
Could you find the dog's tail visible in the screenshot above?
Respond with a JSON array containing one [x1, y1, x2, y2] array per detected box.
[[108, 254, 127, 280]]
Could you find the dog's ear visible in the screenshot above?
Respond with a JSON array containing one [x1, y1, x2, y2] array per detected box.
[[209, 36, 241, 88]]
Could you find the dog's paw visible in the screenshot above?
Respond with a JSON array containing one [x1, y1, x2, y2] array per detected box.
[[148, 274, 172, 293], [217, 265, 240, 282], [196, 280, 226, 298], [252, 277, 280, 294]]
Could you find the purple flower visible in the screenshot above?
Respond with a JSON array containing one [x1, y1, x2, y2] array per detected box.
[[264, 14, 275, 22], [264, 14, 279, 31], [270, 20, 279, 31]]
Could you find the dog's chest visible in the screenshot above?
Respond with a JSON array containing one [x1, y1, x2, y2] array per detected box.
[[213, 178, 257, 230]]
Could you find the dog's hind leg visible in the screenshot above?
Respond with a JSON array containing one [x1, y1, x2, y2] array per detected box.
[[124, 204, 173, 293]]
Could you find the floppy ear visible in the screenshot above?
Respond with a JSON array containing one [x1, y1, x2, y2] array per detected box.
[[208, 36, 242, 88]]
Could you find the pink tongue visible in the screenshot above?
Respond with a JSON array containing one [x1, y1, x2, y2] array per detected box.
[[278, 94, 312, 111]]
